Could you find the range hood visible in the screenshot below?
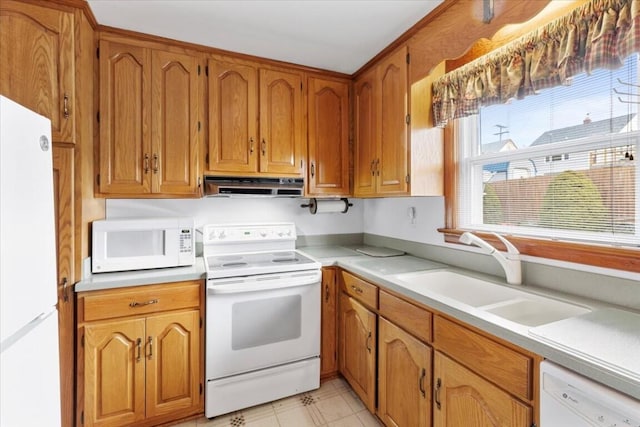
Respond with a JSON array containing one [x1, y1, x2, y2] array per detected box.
[[203, 176, 304, 197]]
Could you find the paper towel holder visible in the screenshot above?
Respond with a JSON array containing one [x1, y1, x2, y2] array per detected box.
[[300, 198, 353, 214]]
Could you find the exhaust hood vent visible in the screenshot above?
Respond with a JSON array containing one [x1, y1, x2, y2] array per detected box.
[[203, 176, 304, 197]]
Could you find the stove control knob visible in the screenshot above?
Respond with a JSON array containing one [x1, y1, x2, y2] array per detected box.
[[260, 230, 268, 237], [218, 231, 226, 239]]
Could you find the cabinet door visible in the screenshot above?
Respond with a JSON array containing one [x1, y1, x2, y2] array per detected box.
[[378, 318, 431, 427], [307, 77, 350, 196], [259, 69, 304, 175], [0, 1, 75, 143], [339, 293, 376, 412], [151, 50, 200, 194], [208, 59, 259, 173], [146, 310, 200, 418], [84, 319, 146, 427], [321, 268, 338, 378], [377, 46, 409, 195], [353, 68, 378, 197], [99, 39, 152, 194], [52, 147, 75, 427], [433, 352, 533, 427]]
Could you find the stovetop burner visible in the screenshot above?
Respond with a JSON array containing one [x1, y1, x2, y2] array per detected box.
[[202, 223, 321, 279]]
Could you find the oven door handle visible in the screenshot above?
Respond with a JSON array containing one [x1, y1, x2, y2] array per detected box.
[[207, 271, 321, 294]]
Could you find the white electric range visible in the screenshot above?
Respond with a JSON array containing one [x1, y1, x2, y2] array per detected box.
[[202, 223, 321, 418]]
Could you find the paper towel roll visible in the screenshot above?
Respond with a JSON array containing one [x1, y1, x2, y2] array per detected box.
[[305, 198, 352, 214]]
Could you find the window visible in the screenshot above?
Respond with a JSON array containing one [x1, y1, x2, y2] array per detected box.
[[456, 54, 639, 248]]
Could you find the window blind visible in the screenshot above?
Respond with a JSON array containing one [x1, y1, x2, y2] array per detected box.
[[457, 55, 639, 248]]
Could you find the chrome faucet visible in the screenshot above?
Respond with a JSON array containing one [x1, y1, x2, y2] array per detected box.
[[459, 232, 522, 285]]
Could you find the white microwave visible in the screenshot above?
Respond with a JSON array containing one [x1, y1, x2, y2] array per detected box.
[[92, 217, 195, 273]]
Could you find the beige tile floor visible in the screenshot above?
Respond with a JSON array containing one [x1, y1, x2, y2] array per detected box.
[[173, 378, 383, 427]]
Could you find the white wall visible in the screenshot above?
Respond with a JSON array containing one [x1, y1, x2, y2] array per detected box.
[[363, 197, 445, 245], [106, 197, 364, 237], [106, 196, 446, 244]]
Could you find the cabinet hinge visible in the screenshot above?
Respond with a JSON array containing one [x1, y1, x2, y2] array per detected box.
[[205, 153, 209, 164], [205, 65, 209, 76], [200, 317, 203, 328], [96, 111, 100, 123], [198, 121, 201, 132], [405, 174, 410, 184], [81, 411, 84, 425], [406, 114, 411, 125], [406, 52, 410, 64], [96, 174, 100, 187], [198, 65, 201, 76], [200, 383, 203, 395], [96, 47, 99, 59]]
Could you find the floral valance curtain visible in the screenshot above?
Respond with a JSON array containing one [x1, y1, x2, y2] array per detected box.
[[432, 0, 640, 127]]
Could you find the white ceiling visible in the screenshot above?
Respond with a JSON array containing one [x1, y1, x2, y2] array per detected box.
[[87, 1, 444, 74]]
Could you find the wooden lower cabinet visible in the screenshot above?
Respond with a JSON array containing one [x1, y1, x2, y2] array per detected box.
[[78, 281, 202, 426], [321, 268, 338, 378], [339, 292, 377, 412], [433, 352, 533, 427], [378, 318, 431, 427]]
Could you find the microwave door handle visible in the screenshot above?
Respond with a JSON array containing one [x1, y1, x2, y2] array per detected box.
[[207, 272, 320, 294]]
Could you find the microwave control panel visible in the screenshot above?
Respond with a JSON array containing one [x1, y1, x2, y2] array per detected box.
[[179, 229, 193, 253]]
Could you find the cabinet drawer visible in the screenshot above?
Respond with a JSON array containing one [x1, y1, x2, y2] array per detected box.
[[434, 316, 533, 401], [341, 271, 378, 309], [379, 290, 432, 343], [81, 281, 201, 322]]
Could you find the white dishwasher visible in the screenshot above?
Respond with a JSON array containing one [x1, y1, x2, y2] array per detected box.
[[540, 361, 640, 426]]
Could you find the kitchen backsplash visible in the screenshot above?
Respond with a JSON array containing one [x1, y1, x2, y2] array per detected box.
[[106, 196, 639, 310]]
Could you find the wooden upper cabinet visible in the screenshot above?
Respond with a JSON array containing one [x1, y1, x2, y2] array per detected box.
[[259, 68, 304, 175], [378, 46, 409, 195], [307, 77, 350, 196], [98, 37, 201, 196], [208, 59, 259, 173], [354, 68, 377, 197], [99, 39, 151, 194], [354, 46, 409, 197], [0, 1, 75, 144], [151, 50, 200, 194]]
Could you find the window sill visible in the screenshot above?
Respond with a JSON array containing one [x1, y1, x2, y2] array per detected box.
[[438, 228, 640, 273]]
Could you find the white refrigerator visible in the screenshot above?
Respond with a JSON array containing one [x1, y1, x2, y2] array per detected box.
[[0, 95, 61, 426]]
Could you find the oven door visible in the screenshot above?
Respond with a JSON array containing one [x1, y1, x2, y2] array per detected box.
[[206, 269, 321, 380]]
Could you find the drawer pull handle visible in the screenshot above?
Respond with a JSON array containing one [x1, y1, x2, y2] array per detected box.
[[366, 331, 372, 353], [144, 153, 150, 174], [351, 285, 363, 294], [419, 368, 426, 398], [325, 284, 330, 302], [136, 338, 142, 362], [130, 299, 158, 308], [152, 153, 159, 174], [435, 378, 442, 410], [148, 336, 153, 360]]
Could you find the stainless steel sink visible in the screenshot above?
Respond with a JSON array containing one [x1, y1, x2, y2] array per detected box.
[[391, 270, 591, 327]]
